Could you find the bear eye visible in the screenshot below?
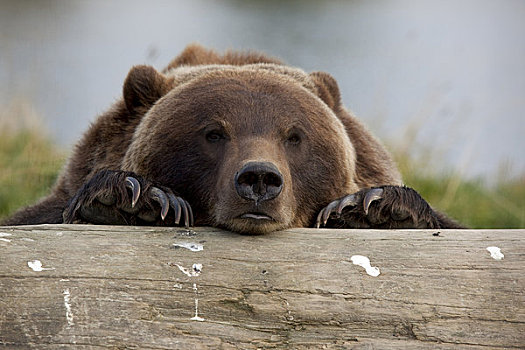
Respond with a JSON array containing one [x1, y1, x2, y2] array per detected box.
[[205, 130, 225, 143], [286, 133, 301, 146]]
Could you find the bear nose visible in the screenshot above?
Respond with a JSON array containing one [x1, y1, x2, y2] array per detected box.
[[235, 162, 283, 203]]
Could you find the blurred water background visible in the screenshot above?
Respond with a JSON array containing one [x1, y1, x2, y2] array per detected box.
[[1, 0, 524, 182]]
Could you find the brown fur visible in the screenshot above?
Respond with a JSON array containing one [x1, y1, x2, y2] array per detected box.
[[3, 44, 461, 231]]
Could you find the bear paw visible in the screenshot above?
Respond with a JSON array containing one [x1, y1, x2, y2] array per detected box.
[[62, 170, 193, 227], [316, 186, 441, 229]]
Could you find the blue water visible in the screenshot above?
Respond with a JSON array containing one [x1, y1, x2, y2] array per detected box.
[[1, 0, 524, 181]]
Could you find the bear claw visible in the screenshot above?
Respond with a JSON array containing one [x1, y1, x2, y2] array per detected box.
[[125, 176, 141, 208], [150, 187, 169, 221], [167, 193, 182, 224], [363, 188, 383, 215], [336, 193, 358, 215], [316, 199, 339, 228], [166, 193, 193, 228]]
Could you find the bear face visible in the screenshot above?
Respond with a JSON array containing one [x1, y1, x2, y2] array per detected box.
[[122, 65, 358, 234]]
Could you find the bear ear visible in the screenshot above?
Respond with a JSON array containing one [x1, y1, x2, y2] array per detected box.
[[123, 65, 170, 113], [309, 71, 342, 111]]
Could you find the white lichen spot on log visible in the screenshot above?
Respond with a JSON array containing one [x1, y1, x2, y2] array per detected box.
[[191, 283, 205, 322], [351, 255, 380, 277], [177, 229, 197, 236], [192, 263, 202, 273], [173, 242, 203, 252], [175, 263, 202, 277], [63, 289, 74, 327], [27, 260, 54, 272], [487, 246, 504, 260]]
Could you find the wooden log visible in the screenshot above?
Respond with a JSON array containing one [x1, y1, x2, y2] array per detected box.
[[0, 224, 523, 349]]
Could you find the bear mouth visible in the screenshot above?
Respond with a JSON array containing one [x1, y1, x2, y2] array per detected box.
[[240, 212, 274, 221]]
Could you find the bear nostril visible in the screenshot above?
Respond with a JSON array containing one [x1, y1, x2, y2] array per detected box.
[[235, 162, 283, 202], [263, 172, 282, 188]]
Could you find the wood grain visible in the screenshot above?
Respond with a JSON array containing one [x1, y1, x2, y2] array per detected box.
[[0, 225, 523, 349]]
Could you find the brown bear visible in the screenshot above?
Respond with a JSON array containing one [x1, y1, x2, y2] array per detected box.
[[3, 44, 462, 233]]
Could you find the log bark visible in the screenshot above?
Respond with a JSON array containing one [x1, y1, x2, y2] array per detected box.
[[0, 224, 523, 349]]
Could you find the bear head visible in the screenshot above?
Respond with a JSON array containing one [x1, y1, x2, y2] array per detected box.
[[121, 64, 359, 234]]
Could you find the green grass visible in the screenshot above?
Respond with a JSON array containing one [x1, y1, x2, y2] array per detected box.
[[395, 152, 525, 229], [0, 114, 523, 228], [0, 111, 65, 221]]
